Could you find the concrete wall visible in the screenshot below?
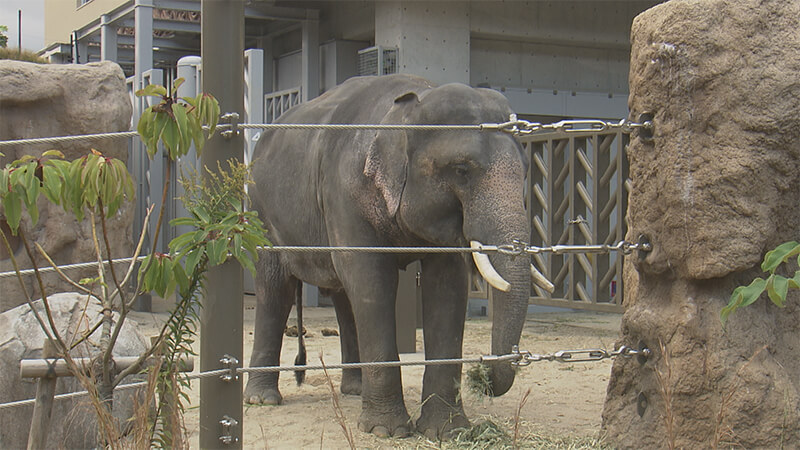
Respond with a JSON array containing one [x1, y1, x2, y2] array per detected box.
[[468, 1, 651, 96], [44, 0, 128, 46], [375, 1, 470, 85], [321, 40, 369, 93]]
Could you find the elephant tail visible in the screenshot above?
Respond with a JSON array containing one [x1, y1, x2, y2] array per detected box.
[[294, 282, 306, 385]]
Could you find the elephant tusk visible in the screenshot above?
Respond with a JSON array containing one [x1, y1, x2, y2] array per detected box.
[[470, 241, 511, 292], [530, 264, 555, 293]]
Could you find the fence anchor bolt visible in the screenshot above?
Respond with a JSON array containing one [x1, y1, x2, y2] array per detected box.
[[220, 112, 240, 139], [219, 415, 239, 445], [636, 234, 653, 261], [220, 354, 240, 382]]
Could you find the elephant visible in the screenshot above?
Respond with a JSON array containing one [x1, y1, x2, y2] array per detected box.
[[244, 74, 546, 439]]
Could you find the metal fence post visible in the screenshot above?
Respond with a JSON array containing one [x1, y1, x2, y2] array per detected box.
[[200, 1, 244, 448]]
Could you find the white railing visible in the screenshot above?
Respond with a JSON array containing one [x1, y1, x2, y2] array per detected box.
[[264, 87, 302, 124]]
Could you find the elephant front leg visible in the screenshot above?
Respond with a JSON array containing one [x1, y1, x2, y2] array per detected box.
[[244, 254, 298, 405], [416, 253, 470, 439], [334, 253, 412, 438]]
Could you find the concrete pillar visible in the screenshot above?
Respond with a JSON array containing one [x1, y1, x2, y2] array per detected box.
[[375, 1, 470, 85], [100, 14, 118, 62], [134, 0, 154, 86], [200, 0, 245, 447], [259, 36, 274, 93], [301, 15, 320, 102], [175, 56, 202, 238]]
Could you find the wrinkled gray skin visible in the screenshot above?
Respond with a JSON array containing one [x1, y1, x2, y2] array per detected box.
[[245, 74, 531, 439]]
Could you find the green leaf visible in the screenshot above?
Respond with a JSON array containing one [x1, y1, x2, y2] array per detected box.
[[172, 261, 190, 297], [0, 168, 9, 197], [162, 121, 180, 158], [206, 237, 228, 266], [738, 277, 768, 307], [193, 205, 211, 224], [767, 274, 789, 307], [3, 193, 22, 234], [184, 248, 203, 275], [169, 231, 197, 253], [24, 165, 40, 206], [172, 103, 191, 158], [236, 251, 257, 278], [232, 233, 243, 260], [170, 217, 197, 227], [722, 277, 767, 325], [137, 106, 155, 140], [172, 77, 185, 95], [761, 241, 800, 273], [136, 84, 167, 98], [42, 150, 65, 159], [791, 271, 800, 289], [41, 165, 63, 204]]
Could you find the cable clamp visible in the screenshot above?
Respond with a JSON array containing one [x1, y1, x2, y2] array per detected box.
[[219, 415, 239, 445], [220, 112, 240, 139], [220, 354, 240, 382]]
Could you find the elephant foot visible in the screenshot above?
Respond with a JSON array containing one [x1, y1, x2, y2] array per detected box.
[[244, 379, 282, 405], [416, 405, 470, 440], [340, 369, 362, 396], [357, 408, 412, 438]]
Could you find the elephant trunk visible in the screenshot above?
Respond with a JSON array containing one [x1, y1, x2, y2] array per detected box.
[[484, 248, 529, 396], [466, 212, 531, 397]]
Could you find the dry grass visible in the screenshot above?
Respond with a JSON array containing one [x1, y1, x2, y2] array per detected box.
[[0, 47, 48, 63], [319, 353, 356, 449]]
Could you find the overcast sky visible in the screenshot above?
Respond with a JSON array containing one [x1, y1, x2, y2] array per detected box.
[[0, 0, 45, 52]]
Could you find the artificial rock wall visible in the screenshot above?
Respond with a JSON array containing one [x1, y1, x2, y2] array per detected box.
[[0, 61, 133, 311], [602, 1, 800, 448]]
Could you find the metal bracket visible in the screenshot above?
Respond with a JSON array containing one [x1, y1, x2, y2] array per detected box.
[[220, 112, 240, 139], [220, 354, 239, 382], [636, 112, 655, 141], [219, 415, 239, 445]]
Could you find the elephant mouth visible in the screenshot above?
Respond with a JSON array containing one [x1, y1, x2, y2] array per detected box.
[[470, 240, 555, 293]]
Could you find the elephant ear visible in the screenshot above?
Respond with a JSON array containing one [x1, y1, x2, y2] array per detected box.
[[364, 92, 419, 217]]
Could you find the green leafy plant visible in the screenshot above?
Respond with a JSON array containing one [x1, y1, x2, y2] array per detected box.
[[0, 79, 267, 448], [0, 25, 7, 48], [140, 159, 268, 447], [136, 78, 220, 160], [722, 241, 800, 324]]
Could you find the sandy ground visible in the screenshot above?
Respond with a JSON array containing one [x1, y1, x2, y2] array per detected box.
[[130, 295, 621, 448]]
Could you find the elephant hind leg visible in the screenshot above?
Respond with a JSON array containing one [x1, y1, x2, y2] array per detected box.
[[244, 252, 298, 405], [293, 280, 306, 385]]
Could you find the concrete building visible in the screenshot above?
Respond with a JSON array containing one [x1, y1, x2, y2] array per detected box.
[[41, 0, 661, 313], [42, 0, 661, 121]]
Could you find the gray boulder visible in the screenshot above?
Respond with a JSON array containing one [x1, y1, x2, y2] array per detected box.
[[0, 61, 133, 311], [0, 292, 149, 449]]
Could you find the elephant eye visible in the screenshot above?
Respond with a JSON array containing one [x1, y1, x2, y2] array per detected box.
[[453, 164, 469, 177]]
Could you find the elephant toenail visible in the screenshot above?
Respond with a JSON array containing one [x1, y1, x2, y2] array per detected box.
[[393, 426, 410, 438], [372, 426, 391, 438]]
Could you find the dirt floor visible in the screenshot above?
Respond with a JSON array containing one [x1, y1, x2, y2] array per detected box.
[[130, 295, 621, 448]]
